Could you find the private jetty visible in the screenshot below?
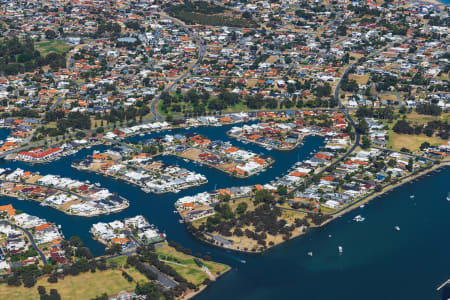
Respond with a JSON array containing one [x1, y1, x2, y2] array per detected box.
[[142, 133, 273, 178], [0, 168, 129, 216], [72, 149, 207, 194]]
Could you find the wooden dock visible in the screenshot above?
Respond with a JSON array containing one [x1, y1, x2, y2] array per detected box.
[[437, 278, 450, 291]]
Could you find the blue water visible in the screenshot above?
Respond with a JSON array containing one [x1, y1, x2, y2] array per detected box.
[[0, 124, 448, 300], [0, 128, 11, 141]]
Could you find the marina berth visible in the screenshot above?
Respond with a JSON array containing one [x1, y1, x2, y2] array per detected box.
[[0, 167, 129, 217], [72, 150, 207, 194], [91, 215, 165, 249], [143, 132, 274, 178]]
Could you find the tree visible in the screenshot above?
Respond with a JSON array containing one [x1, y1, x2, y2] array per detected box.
[[361, 136, 371, 149], [96, 126, 104, 134], [420, 142, 430, 151], [393, 120, 413, 134], [407, 158, 413, 172], [91, 293, 108, 300], [37, 286, 46, 295], [45, 30, 57, 40], [105, 243, 122, 255], [69, 236, 84, 247], [254, 189, 275, 204], [276, 185, 287, 195], [357, 119, 369, 134], [416, 103, 441, 116], [375, 185, 383, 192], [236, 202, 248, 214]]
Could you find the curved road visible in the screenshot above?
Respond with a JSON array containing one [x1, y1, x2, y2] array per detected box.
[[0, 220, 47, 265]]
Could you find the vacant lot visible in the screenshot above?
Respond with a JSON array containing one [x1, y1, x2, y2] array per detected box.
[[35, 40, 72, 56], [388, 131, 443, 151]]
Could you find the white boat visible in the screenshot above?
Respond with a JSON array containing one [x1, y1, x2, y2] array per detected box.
[[307, 252, 313, 257], [338, 246, 343, 253], [359, 204, 365, 208], [183, 159, 189, 162], [353, 215, 365, 222], [446, 192, 450, 201], [394, 226, 400, 231], [410, 195, 415, 199], [139, 133, 145, 137], [178, 219, 184, 224]]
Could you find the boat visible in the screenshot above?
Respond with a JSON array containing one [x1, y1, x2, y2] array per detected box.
[[183, 159, 189, 162], [338, 246, 343, 253], [359, 204, 365, 208], [353, 215, 365, 222], [178, 219, 184, 224], [139, 133, 145, 137], [447, 192, 450, 201], [394, 226, 400, 231], [241, 260, 246, 264], [410, 195, 415, 199], [307, 252, 313, 257]]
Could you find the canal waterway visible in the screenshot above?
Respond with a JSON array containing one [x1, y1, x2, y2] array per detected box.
[[0, 123, 448, 300]]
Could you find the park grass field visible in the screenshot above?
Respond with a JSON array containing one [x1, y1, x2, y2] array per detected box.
[[0, 269, 138, 300], [35, 40, 72, 56], [155, 243, 229, 286]]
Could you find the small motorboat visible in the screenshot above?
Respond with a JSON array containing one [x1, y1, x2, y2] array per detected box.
[[446, 192, 450, 201], [394, 226, 400, 231], [307, 252, 313, 257], [353, 215, 365, 222], [338, 246, 343, 253], [410, 195, 415, 199]]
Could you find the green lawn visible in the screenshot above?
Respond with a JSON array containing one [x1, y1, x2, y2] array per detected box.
[[155, 243, 229, 286], [35, 40, 72, 56]]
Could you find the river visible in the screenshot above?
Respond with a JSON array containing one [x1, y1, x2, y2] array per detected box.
[[0, 123, 448, 300]]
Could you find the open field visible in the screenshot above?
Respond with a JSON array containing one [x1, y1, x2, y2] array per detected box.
[[155, 243, 229, 286], [388, 131, 443, 151], [348, 74, 369, 85], [0, 269, 139, 300], [35, 40, 72, 56], [404, 112, 450, 125]]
